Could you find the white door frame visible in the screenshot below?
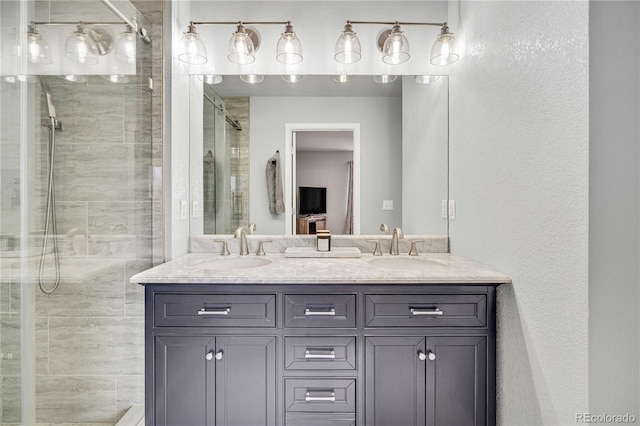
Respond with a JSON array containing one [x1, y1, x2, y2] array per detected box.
[[284, 123, 361, 235]]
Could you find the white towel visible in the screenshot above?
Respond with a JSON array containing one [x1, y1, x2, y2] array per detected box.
[[266, 152, 285, 214]]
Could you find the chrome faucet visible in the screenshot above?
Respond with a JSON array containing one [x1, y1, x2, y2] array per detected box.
[[234, 227, 249, 255], [390, 227, 404, 255]]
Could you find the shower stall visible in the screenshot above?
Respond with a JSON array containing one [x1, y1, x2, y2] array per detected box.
[[0, 0, 155, 424]]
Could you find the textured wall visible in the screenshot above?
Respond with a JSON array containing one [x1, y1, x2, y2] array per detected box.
[[448, 1, 589, 424], [589, 1, 640, 418]]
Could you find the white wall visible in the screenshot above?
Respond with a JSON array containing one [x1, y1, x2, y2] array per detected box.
[[167, 0, 193, 259], [589, 1, 640, 418], [250, 96, 401, 234], [448, 1, 589, 424], [402, 75, 449, 234], [297, 150, 353, 233]]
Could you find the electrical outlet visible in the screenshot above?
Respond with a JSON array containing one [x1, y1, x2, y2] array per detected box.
[[448, 200, 456, 220], [192, 200, 199, 219], [441, 200, 448, 219], [382, 200, 394, 211], [180, 200, 188, 220]]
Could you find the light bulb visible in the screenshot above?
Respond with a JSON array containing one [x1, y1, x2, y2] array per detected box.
[[382, 24, 410, 65], [27, 25, 52, 64], [228, 23, 256, 65], [65, 24, 99, 65]]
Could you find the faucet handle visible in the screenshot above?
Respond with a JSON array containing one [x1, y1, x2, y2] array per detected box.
[[367, 240, 383, 256], [214, 239, 230, 256], [256, 240, 272, 256], [409, 240, 425, 256], [379, 223, 390, 235]]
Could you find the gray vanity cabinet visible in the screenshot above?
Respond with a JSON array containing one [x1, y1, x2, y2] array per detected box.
[[364, 335, 487, 426], [153, 334, 276, 426], [144, 284, 496, 426]]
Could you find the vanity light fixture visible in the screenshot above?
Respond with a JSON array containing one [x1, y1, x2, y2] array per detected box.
[[332, 74, 354, 83], [414, 75, 441, 84], [178, 20, 303, 66], [281, 74, 305, 83], [115, 24, 136, 64], [28, 18, 150, 66], [60, 74, 88, 83], [65, 23, 100, 64], [335, 20, 459, 66], [373, 74, 397, 84], [101, 74, 129, 84], [240, 74, 264, 84], [27, 24, 52, 64], [201, 74, 223, 85]]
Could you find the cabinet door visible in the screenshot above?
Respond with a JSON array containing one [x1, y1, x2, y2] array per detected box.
[[425, 336, 487, 426], [215, 335, 277, 426], [365, 336, 426, 426], [154, 336, 216, 426]]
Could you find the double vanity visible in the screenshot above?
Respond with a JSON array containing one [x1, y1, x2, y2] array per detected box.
[[132, 235, 511, 426]]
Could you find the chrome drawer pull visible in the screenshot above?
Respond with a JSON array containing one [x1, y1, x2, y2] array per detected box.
[[304, 308, 336, 316], [305, 349, 336, 359], [410, 307, 443, 316], [198, 307, 231, 315], [305, 392, 336, 402]]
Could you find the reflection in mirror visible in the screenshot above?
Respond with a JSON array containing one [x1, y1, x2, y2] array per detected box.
[[202, 84, 249, 233], [191, 75, 448, 236]]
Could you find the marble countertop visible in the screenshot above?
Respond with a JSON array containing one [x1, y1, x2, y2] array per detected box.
[[130, 252, 512, 285]]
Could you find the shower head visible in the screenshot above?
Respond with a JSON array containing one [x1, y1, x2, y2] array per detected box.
[[39, 77, 56, 119]]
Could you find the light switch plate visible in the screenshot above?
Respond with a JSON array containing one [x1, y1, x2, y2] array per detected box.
[[383, 200, 394, 210], [448, 200, 456, 220], [180, 200, 188, 220]]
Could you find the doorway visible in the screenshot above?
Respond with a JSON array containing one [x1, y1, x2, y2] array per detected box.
[[284, 124, 361, 235]]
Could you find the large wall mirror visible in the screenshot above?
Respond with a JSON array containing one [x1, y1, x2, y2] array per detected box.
[[190, 74, 449, 236]]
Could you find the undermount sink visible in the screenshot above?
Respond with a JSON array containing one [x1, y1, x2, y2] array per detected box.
[[368, 256, 443, 271], [203, 257, 272, 271]]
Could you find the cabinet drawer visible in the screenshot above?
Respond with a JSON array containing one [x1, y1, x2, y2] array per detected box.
[[286, 416, 355, 426], [153, 293, 276, 327], [285, 378, 356, 414], [284, 294, 356, 328], [365, 294, 487, 327], [285, 336, 356, 370]]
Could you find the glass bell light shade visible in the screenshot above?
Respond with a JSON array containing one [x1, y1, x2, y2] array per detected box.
[[430, 25, 460, 66], [27, 26, 52, 64], [178, 24, 207, 65], [276, 22, 303, 64], [240, 74, 264, 84], [227, 24, 256, 65], [334, 22, 361, 64], [115, 25, 136, 64], [65, 24, 99, 65], [382, 24, 410, 65], [373, 75, 397, 84], [281, 74, 304, 83]]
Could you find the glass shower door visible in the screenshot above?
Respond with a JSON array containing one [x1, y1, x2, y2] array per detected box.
[[1, 0, 154, 423]]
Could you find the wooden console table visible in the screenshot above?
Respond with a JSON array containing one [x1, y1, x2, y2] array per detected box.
[[296, 215, 327, 234]]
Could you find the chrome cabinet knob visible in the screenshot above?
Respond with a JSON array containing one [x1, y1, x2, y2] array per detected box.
[[206, 350, 214, 361], [418, 350, 436, 361], [215, 350, 223, 360]]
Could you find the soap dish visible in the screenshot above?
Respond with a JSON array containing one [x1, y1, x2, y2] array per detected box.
[[284, 247, 361, 258]]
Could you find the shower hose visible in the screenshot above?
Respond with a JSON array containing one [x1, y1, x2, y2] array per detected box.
[[38, 117, 61, 294]]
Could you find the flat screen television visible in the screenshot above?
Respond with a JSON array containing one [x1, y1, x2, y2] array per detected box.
[[298, 186, 327, 215]]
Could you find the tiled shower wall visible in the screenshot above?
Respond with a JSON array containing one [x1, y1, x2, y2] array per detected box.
[[30, 77, 150, 425]]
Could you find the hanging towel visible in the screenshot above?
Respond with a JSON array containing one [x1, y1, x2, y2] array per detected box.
[[266, 151, 285, 215]]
